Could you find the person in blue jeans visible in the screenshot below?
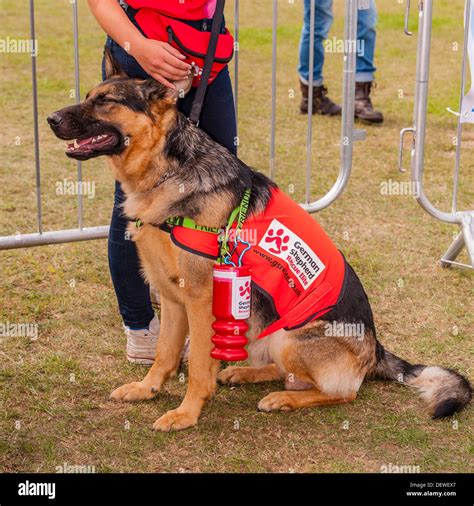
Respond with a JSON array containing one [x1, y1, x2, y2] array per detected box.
[[298, 0, 383, 123], [89, 0, 236, 365]]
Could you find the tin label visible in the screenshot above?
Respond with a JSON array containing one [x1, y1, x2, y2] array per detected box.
[[232, 274, 251, 319]]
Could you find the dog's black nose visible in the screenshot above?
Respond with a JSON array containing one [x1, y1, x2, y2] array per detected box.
[[47, 113, 63, 127]]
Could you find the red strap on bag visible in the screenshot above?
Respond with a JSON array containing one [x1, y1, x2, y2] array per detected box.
[[126, 0, 211, 20]]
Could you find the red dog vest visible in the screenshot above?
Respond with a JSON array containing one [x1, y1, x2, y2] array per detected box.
[[167, 188, 346, 338]]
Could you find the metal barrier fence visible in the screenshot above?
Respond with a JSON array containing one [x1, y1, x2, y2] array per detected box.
[[0, 0, 362, 250], [399, 0, 474, 269]]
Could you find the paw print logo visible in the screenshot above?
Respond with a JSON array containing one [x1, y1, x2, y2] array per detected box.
[[238, 280, 251, 300], [265, 228, 290, 254]]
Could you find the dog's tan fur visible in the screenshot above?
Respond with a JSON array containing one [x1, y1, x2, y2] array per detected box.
[[47, 51, 471, 430], [76, 58, 376, 430], [94, 71, 372, 430]]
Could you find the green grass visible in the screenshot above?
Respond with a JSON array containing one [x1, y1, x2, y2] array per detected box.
[[0, 0, 473, 473]]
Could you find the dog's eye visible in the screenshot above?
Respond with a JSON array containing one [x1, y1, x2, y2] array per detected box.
[[96, 94, 119, 104]]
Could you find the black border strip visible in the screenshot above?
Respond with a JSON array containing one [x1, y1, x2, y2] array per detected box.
[[0, 473, 471, 506]]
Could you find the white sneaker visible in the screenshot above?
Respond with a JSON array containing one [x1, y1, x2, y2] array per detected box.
[[149, 287, 190, 363], [150, 286, 161, 313], [126, 315, 160, 366], [125, 315, 190, 366]]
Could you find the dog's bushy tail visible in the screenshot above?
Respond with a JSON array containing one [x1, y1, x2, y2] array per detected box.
[[373, 343, 472, 419]]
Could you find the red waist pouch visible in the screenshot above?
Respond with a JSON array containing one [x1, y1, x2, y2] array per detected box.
[[134, 10, 234, 86]]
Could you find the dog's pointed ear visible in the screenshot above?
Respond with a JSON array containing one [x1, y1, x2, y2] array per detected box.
[[166, 72, 194, 102], [142, 79, 167, 102], [103, 47, 127, 80], [142, 72, 193, 104]]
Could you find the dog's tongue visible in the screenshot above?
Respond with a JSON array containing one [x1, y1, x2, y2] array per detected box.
[[78, 137, 94, 146], [66, 137, 94, 150]]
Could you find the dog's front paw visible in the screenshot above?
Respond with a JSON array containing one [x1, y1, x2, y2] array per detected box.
[[257, 392, 294, 412], [152, 408, 198, 432], [217, 366, 248, 385], [109, 381, 158, 402]]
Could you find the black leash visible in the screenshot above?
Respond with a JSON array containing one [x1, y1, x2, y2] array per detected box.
[[188, 0, 226, 125]]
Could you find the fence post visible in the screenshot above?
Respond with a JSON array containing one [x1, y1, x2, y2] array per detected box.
[[269, 0, 278, 180], [29, 0, 43, 235], [399, 0, 474, 268], [72, 0, 84, 230], [301, 0, 364, 213]]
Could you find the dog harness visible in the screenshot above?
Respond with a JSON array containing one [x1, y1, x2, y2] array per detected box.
[[152, 187, 346, 339]]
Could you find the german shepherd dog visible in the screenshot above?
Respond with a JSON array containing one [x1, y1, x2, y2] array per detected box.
[[47, 50, 471, 431]]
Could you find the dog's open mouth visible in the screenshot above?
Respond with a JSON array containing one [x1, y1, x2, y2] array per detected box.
[[66, 133, 118, 154], [65, 132, 121, 160]]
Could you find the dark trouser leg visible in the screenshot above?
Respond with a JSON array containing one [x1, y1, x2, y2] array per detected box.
[[178, 65, 237, 155], [103, 37, 154, 330], [108, 181, 155, 330]]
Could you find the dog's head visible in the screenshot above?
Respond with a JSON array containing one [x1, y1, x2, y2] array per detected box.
[[47, 49, 193, 161]]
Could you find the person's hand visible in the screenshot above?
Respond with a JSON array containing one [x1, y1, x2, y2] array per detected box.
[[131, 38, 192, 88]]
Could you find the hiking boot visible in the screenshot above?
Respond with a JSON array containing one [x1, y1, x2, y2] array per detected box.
[[299, 80, 342, 116], [126, 315, 160, 366], [354, 81, 384, 124]]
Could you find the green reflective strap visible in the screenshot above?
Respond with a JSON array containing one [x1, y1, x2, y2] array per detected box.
[[163, 188, 252, 264], [166, 216, 220, 233], [224, 206, 241, 239], [166, 216, 183, 227], [236, 188, 251, 232], [219, 188, 252, 260], [182, 217, 221, 234], [220, 205, 241, 259]]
